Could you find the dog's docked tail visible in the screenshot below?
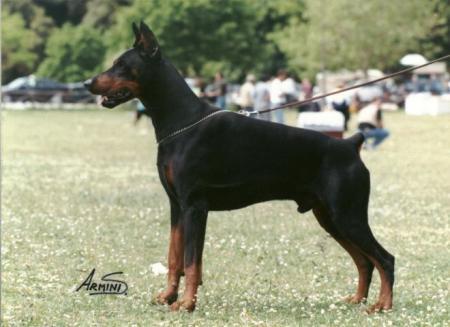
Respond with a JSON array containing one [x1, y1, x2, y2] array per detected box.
[[346, 132, 365, 152]]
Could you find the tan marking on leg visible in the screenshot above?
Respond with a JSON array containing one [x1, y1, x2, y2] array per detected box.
[[154, 224, 184, 305], [338, 239, 372, 304], [313, 207, 373, 305], [366, 256, 393, 313], [170, 263, 200, 312]]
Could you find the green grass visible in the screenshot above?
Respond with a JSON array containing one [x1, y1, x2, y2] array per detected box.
[[2, 109, 449, 326]]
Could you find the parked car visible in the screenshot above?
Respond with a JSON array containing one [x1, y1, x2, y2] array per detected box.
[[1, 75, 95, 103]]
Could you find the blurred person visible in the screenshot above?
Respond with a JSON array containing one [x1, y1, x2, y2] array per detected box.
[[184, 76, 196, 93], [301, 78, 313, 99], [328, 83, 351, 130], [357, 98, 389, 149], [206, 72, 227, 109], [349, 94, 363, 114], [186, 75, 211, 99], [193, 77, 206, 98], [253, 74, 271, 121], [298, 78, 320, 112], [429, 74, 443, 95], [239, 74, 256, 112], [269, 69, 297, 124]]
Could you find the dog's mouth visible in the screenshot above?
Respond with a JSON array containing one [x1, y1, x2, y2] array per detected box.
[[101, 88, 134, 108]]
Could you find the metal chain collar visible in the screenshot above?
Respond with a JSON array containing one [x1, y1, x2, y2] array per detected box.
[[157, 110, 229, 145]]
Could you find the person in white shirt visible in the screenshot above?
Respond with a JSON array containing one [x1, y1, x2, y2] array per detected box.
[[239, 74, 256, 112], [269, 69, 297, 124], [253, 74, 272, 121], [357, 98, 389, 149]]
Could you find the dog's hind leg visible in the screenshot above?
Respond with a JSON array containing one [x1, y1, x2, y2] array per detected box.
[[332, 207, 395, 313], [312, 204, 374, 304], [154, 200, 184, 305]]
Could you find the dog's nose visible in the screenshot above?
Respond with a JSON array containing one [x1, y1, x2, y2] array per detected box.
[[83, 78, 93, 90]]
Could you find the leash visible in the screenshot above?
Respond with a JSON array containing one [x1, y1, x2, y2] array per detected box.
[[158, 53, 450, 144], [239, 53, 450, 117]]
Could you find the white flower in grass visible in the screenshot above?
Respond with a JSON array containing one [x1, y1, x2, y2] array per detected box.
[[150, 262, 168, 275]]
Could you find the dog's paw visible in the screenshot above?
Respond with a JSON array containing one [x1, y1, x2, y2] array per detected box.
[[152, 291, 178, 306], [344, 294, 366, 304], [170, 298, 196, 312], [366, 301, 392, 314]]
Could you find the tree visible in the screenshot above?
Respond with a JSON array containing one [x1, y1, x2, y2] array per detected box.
[[1, 8, 39, 83], [106, 0, 277, 80], [420, 0, 450, 59], [2, 1, 55, 84], [82, 0, 132, 30], [271, 0, 439, 78], [36, 24, 106, 82], [252, 0, 306, 75], [28, 0, 87, 26]]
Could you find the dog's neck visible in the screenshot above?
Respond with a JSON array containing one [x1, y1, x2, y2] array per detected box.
[[138, 59, 210, 142]]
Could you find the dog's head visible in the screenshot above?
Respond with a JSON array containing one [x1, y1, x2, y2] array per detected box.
[[84, 21, 161, 108]]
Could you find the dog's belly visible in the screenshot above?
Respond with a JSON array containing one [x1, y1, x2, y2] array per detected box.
[[203, 182, 302, 211]]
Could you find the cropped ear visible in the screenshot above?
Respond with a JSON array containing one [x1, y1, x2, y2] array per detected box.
[[133, 21, 161, 60]]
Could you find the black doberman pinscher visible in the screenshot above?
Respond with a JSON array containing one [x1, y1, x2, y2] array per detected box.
[[84, 22, 394, 313]]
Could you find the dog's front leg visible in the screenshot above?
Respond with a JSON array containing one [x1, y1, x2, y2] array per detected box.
[[170, 204, 208, 312], [154, 201, 184, 305]]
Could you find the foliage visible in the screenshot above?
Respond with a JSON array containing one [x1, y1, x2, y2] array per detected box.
[[4, 0, 55, 30], [252, 0, 306, 76], [82, 0, 132, 30], [1, 0, 449, 83], [1, 8, 39, 83], [1, 1, 55, 83], [419, 0, 450, 59], [107, 0, 280, 80], [28, 0, 88, 26], [272, 0, 439, 78], [36, 24, 106, 83]]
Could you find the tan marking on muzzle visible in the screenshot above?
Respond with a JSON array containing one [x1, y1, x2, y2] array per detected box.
[[91, 74, 140, 96]]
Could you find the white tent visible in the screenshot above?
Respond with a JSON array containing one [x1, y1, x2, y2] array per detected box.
[[400, 54, 428, 66]]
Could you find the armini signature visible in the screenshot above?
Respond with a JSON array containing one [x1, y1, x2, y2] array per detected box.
[[76, 268, 128, 295]]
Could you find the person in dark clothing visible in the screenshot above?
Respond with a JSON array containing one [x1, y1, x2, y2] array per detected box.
[[206, 72, 227, 109]]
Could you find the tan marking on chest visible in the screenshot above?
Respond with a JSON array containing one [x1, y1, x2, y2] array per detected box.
[[165, 163, 175, 188]]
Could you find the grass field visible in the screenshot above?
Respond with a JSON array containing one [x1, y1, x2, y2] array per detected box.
[[2, 109, 449, 326]]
